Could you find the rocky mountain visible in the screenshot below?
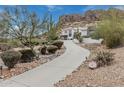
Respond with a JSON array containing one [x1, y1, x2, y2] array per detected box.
[[59, 11, 100, 25], [59, 8, 124, 26]]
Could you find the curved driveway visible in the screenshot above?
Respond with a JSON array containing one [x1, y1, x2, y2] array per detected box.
[[0, 40, 90, 87]]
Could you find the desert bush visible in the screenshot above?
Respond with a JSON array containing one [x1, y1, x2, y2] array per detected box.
[[31, 41, 39, 46], [94, 21, 124, 48], [47, 45, 58, 54], [19, 49, 35, 62], [10, 41, 19, 47], [74, 31, 81, 39], [83, 36, 90, 38], [0, 44, 11, 51], [95, 50, 114, 67], [1, 51, 22, 69], [105, 31, 123, 48], [8, 40, 21, 48], [90, 32, 101, 40], [52, 40, 63, 49], [74, 31, 83, 43], [78, 36, 83, 43], [0, 38, 8, 43], [39, 45, 47, 55], [92, 9, 124, 48]]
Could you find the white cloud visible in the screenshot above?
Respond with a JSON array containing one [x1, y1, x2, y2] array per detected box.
[[46, 5, 62, 12]]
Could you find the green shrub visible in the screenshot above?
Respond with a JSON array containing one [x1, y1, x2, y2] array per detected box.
[[47, 45, 58, 54], [8, 40, 21, 48], [52, 40, 63, 49], [78, 36, 83, 43], [39, 45, 47, 55], [1, 51, 22, 69], [0, 44, 11, 51], [95, 50, 114, 67], [74, 31, 83, 43], [19, 49, 35, 62], [92, 9, 124, 48], [83, 36, 89, 38], [0, 38, 8, 43], [93, 22, 124, 48], [22, 41, 39, 47], [104, 31, 123, 48], [90, 32, 101, 40], [74, 31, 81, 40], [31, 41, 39, 46]]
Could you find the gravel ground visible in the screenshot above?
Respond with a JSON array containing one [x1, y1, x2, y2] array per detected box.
[[0, 46, 66, 80], [55, 44, 124, 87]]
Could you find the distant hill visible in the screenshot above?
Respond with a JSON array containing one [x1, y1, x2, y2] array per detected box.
[[59, 8, 124, 27]]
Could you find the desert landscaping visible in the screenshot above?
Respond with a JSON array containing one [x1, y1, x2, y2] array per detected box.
[[54, 7, 124, 87], [55, 43, 124, 87], [0, 6, 65, 80], [0, 45, 65, 80], [0, 5, 124, 87]]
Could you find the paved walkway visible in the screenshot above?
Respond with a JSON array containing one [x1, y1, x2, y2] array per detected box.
[[0, 40, 90, 87], [83, 38, 103, 44]]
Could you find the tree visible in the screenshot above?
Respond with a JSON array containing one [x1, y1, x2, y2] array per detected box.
[[46, 15, 62, 42], [0, 6, 47, 51], [0, 16, 9, 42], [74, 29, 83, 43]]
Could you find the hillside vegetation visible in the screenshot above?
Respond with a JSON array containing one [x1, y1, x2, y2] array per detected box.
[[92, 9, 124, 48]]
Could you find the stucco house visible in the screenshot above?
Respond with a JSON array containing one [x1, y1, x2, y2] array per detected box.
[[60, 26, 88, 40]]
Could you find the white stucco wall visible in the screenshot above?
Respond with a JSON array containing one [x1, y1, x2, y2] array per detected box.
[[80, 31, 87, 36], [61, 27, 88, 39]]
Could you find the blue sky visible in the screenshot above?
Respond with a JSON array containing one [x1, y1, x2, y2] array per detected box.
[[0, 5, 123, 22]]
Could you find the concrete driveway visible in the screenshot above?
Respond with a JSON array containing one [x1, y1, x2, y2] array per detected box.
[[0, 40, 90, 87]]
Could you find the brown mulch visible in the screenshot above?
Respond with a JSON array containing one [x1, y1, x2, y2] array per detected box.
[[0, 46, 66, 80], [55, 44, 124, 87]]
